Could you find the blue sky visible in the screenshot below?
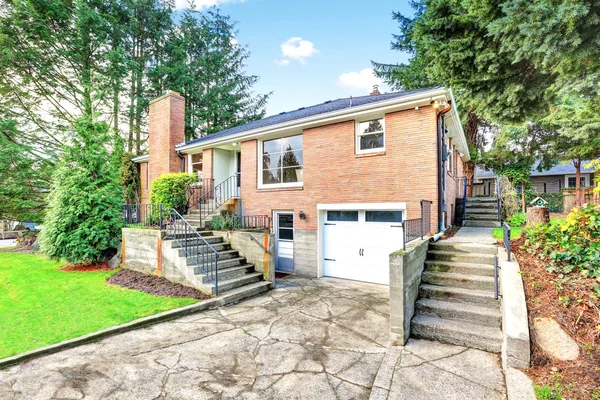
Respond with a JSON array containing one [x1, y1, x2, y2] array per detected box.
[[183, 0, 415, 115]]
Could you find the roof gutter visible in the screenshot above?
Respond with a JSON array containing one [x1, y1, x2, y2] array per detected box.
[[177, 88, 450, 153]]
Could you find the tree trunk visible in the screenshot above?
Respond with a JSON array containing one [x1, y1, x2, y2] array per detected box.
[[521, 181, 526, 213], [464, 161, 475, 197], [526, 207, 550, 228]]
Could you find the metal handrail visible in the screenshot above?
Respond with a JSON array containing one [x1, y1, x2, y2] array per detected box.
[[402, 200, 432, 250], [186, 178, 214, 213], [497, 176, 502, 221], [248, 234, 271, 254], [197, 173, 240, 225], [494, 255, 500, 300], [503, 222, 511, 262], [123, 204, 164, 228], [164, 208, 220, 295], [232, 215, 272, 232]]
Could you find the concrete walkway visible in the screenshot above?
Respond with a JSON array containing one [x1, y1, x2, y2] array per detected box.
[[444, 227, 497, 245], [0, 276, 505, 399]]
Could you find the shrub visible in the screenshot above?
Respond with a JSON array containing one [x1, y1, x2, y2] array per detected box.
[[208, 214, 233, 231], [149, 173, 197, 213], [39, 118, 123, 263], [524, 204, 600, 277], [507, 212, 526, 227], [525, 191, 564, 213]]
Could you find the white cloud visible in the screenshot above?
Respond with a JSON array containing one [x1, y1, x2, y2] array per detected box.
[[337, 68, 383, 93], [275, 59, 290, 66], [276, 37, 318, 65], [175, 0, 245, 9]]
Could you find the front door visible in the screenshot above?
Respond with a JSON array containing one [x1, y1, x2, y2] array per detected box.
[[275, 212, 294, 273]]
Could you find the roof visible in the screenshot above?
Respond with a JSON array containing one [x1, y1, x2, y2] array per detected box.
[[476, 160, 596, 179], [179, 87, 442, 148]]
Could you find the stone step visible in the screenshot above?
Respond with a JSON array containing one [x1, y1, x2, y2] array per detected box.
[[465, 202, 498, 209], [424, 260, 494, 277], [466, 197, 498, 203], [411, 315, 502, 353], [178, 242, 231, 256], [415, 298, 502, 328], [169, 235, 224, 246], [466, 208, 499, 214], [419, 284, 500, 308], [464, 220, 501, 228], [427, 250, 495, 265], [190, 256, 247, 270], [465, 213, 500, 221], [422, 271, 495, 291], [429, 242, 498, 255], [214, 272, 263, 294], [200, 264, 255, 284], [218, 280, 272, 300]]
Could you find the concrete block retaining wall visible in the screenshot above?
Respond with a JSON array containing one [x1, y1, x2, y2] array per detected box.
[[121, 228, 163, 275], [293, 230, 318, 277], [389, 238, 430, 345], [213, 230, 275, 282]]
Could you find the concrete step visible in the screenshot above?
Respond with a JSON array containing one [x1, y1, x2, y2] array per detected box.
[[190, 256, 247, 270], [410, 315, 502, 353], [215, 272, 263, 293], [422, 271, 495, 291], [427, 250, 495, 265], [465, 213, 500, 221], [464, 220, 501, 228], [466, 208, 499, 214], [429, 242, 498, 255], [201, 264, 255, 284], [425, 260, 494, 277], [466, 197, 498, 203], [218, 280, 272, 300], [465, 202, 498, 209], [419, 284, 500, 308], [178, 242, 231, 256], [415, 298, 502, 328], [169, 235, 224, 246]]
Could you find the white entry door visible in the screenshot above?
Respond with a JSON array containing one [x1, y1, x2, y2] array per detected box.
[[275, 212, 294, 273], [323, 210, 404, 285]]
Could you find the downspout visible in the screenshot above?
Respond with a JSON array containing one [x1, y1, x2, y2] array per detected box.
[[437, 102, 452, 233], [177, 150, 185, 172]]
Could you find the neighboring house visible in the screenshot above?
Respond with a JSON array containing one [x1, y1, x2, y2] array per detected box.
[[133, 87, 469, 285], [474, 161, 597, 196]]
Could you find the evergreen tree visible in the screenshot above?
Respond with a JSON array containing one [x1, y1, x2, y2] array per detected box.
[[40, 118, 123, 263]]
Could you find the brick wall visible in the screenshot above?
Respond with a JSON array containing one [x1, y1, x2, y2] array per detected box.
[[445, 137, 466, 227], [240, 106, 440, 231], [140, 162, 149, 204], [148, 91, 185, 184], [202, 148, 214, 184]]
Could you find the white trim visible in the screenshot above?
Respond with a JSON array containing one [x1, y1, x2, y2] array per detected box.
[[565, 174, 589, 188], [132, 154, 149, 163], [317, 202, 408, 211], [355, 117, 385, 155], [177, 88, 449, 152], [257, 134, 304, 189]]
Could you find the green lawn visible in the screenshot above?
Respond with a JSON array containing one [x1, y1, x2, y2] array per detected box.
[[0, 251, 197, 359], [492, 218, 566, 240]]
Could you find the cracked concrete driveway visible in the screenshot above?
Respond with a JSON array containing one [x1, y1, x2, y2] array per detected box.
[[0, 276, 506, 399]]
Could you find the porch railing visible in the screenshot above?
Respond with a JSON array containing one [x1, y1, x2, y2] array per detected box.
[[402, 200, 432, 250], [123, 204, 164, 229], [186, 178, 214, 213], [197, 173, 240, 225], [164, 208, 220, 295], [231, 215, 272, 232]]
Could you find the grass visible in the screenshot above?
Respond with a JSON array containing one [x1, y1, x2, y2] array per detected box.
[[492, 218, 566, 240], [0, 251, 197, 359]]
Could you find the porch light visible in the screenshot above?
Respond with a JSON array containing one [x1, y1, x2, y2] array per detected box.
[[299, 211, 306, 220], [232, 142, 238, 146], [433, 100, 440, 109]]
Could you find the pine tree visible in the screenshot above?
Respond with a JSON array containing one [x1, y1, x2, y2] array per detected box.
[[40, 118, 123, 263]]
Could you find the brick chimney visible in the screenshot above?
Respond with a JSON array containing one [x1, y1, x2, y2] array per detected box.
[[148, 91, 185, 184], [370, 85, 381, 96]]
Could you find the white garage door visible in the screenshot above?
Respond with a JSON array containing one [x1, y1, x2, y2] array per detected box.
[[323, 210, 404, 285]]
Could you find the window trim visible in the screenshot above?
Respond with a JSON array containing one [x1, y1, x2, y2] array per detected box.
[[355, 117, 385, 155], [565, 174, 589, 188], [258, 134, 304, 189]]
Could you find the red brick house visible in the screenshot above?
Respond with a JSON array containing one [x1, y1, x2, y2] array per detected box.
[[134, 87, 469, 285]]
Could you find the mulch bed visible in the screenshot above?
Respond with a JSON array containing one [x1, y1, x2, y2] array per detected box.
[[440, 225, 461, 240], [513, 238, 600, 399], [61, 262, 112, 272], [107, 269, 211, 300]]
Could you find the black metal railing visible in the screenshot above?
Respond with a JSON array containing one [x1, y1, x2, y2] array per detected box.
[[231, 215, 272, 232], [197, 173, 240, 225], [503, 222, 511, 262], [248, 234, 271, 254], [461, 176, 468, 225], [494, 255, 500, 300], [402, 200, 433, 250], [496, 176, 502, 221], [164, 208, 220, 295], [123, 204, 164, 228], [186, 178, 214, 213]]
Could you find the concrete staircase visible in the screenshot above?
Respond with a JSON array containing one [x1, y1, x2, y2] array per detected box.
[[185, 198, 238, 229], [411, 241, 502, 353], [163, 229, 271, 298], [464, 197, 501, 227]]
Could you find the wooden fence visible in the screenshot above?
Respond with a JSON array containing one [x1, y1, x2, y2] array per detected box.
[[563, 190, 600, 213]]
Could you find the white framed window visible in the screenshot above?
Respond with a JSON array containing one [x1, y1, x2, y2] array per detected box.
[[259, 134, 303, 188], [565, 174, 589, 188], [190, 153, 203, 178], [356, 118, 385, 154]]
